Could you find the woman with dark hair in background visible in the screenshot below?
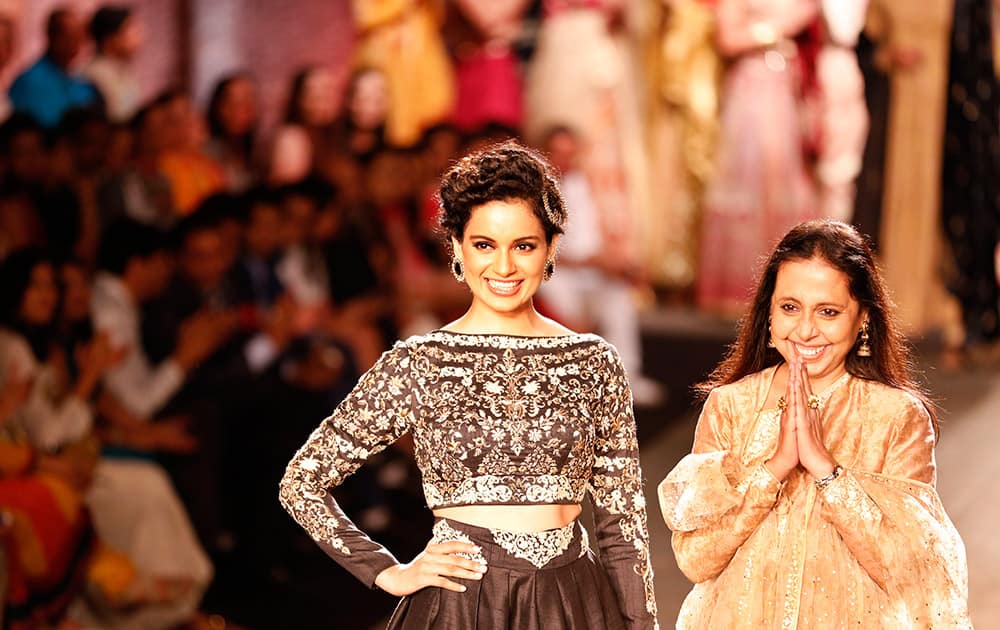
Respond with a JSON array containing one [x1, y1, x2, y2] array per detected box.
[[281, 142, 658, 628], [205, 73, 258, 193], [658, 220, 970, 628], [268, 65, 339, 185]]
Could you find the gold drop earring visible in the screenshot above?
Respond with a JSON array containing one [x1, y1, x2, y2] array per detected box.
[[857, 320, 872, 357]]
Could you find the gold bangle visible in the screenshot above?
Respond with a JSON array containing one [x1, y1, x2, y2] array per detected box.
[[814, 464, 844, 490]]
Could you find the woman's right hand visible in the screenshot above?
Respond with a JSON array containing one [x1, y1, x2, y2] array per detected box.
[[765, 360, 800, 481], [374, 541, 488, 597]]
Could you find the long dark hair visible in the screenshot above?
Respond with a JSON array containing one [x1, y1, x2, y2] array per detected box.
[[207, 73, 256, 162], [284, 66, 317, 127], [697, 220, 936, 425], [0, 248, 58, 361]]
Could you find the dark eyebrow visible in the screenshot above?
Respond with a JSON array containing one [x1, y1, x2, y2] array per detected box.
[[774, 296, 847, 309], [468, 235, 542, 243]]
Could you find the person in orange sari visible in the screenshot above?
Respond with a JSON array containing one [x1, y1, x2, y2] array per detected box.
[[158, 90, 226, 217], [658, 220, 971, 628]]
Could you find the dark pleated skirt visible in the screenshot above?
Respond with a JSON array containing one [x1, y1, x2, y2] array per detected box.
[[386, 518, 626, 630]]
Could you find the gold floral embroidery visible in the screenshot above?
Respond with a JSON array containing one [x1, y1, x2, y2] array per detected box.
[[429, 520, 487, 563], [491, 521, 577, 568], [280, 331, 657, 626]]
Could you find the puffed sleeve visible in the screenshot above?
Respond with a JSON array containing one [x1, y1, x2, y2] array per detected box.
[[589, 345, 658, 629], [279, 341, 414, 588], [658, 387, 783, 584], [816, 393, 971, 626]]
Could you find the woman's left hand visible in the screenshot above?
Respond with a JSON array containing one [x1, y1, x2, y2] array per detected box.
[[790, 357, 837, 480]]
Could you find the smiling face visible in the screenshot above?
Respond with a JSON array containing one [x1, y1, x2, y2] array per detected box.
[[769, 257, 866, 390], [452, 199, 554, 320]]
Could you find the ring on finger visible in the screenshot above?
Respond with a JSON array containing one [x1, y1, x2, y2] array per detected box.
[[807, 395, 821, 410]]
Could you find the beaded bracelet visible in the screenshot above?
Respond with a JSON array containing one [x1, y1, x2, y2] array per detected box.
[[814, 464, 844, 490]]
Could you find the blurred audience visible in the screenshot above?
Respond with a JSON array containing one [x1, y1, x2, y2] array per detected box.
[[205, 74, 258, 193], [9, 7, 99, 128], [85, 4, 144, 123], [268, 66, 339, 185]]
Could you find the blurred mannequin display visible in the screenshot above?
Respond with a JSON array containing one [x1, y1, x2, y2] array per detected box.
[[639, 0, 720, 289], [696, 0, 820, 314], [524, 0, 651, 269], [866, 0, 961, 337], [445, 0, 529, 132], [816, 0, 869, 221], [940, 0, 1000, 356], [352, 0, 455, 147]]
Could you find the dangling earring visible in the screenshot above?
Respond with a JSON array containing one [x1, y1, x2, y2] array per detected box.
[[543, 259, 555, 282], [857, 321, 872, 357], [767, 322, 775, 348], [451, 256, 465, 283]]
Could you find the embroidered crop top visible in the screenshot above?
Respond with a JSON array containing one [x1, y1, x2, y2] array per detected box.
[[279, 330, 658, 628]]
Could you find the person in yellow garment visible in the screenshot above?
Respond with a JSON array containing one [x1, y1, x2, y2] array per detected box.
[[281, 142, 658, 628], [659, 220, 971, 628]]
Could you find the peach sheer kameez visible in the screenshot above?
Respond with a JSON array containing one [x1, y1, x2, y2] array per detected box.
[[659, 366, 971, 628]]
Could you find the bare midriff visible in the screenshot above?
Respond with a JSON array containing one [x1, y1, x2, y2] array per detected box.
[[432, 503, 583, 532]]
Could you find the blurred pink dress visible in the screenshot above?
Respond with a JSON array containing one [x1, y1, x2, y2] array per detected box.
[[697, 2, 820, 312]]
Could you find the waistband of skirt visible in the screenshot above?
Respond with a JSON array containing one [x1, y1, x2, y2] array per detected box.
[[430, 517, 590, 571]]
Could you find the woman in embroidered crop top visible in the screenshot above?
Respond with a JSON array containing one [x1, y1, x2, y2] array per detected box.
[[658, 219, 971, 628], [280, 141, 658, 628]]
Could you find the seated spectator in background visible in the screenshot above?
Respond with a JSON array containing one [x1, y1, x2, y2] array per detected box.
[[0, 360, 97, 630], [49, 107, 114, 266], [268, 65, 339, 185], [158, 90, 226, 215], [326, 67, 389, 168], [85, 4, 144, 123], [229, 188, 285, 314], [9, 7, 100, 128], [0, 249, 211, 630], [276, 177, 385, 372], [99, 97, 176, 229], [145, 210, 294, 385], [0, 190, 43, 260], [204, 73, 258, 194], [91, 219, 234, 552], [91, 220, 228, 422], [142, 211, 297, 550], [0, 112, 87, 261], [538, 126, 665, 406], [59, 258, 196, 458]]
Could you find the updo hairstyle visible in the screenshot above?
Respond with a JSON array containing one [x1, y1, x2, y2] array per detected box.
[[437, 141, 567, 243]]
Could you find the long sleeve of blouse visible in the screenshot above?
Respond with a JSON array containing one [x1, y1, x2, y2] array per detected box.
[[659, 387, 783, 584], [278, 342, 413, 587], [590, 348, 659, 629]]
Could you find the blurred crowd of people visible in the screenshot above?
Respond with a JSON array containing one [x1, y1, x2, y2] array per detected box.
[[0, 0, 996, 628]]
